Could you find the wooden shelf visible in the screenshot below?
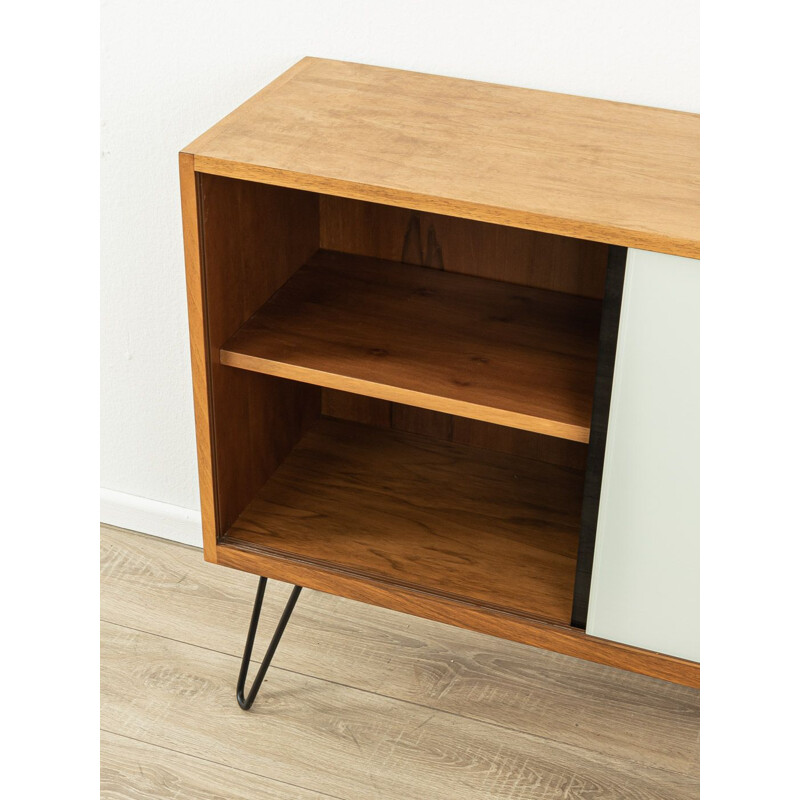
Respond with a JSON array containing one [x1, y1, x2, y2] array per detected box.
[[221, 250, 602, 442], [222, 417, 583, 625]]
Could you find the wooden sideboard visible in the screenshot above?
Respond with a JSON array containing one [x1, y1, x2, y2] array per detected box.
[[179, 58, 699, 696]]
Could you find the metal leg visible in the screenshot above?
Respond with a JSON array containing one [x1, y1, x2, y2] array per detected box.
[[236, 577, 302, 710]]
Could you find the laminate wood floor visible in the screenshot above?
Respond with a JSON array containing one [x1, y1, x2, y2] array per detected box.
[[100, 525, 699, 799]]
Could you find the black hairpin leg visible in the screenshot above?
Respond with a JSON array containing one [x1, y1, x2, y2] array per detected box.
[[236, 577, 302, 710]]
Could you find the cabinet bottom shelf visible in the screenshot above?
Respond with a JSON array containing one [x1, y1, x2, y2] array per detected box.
[[222, 416, 583, 625]]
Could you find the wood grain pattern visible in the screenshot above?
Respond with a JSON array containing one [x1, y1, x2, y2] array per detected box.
[[101, 525, 700, 779], [179, 153, 218, 558], [227, 417, 583, 625], [449, 415, 588, 471], [101, 620, 698, 799], [101, 732, 327, 800], [221, 250, 602, 442], [320, 389, 589, 471], [390, 402, 454, 441], [197, 174, 321, 533], [320, 195, 609, 298], [185, 58, 699, 258], [321, 388, 393, 428]]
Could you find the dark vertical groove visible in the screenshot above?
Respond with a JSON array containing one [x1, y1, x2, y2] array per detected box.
[[401, 214, 424, 264], [425, 224, 444, 269], [571, 245, 627, 629]]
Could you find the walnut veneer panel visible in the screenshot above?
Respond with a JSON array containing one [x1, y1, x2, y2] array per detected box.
[[319, 196, 609, 298]]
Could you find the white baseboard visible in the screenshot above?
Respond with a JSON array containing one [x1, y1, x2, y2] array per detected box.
[[100, 488, 202, 547]]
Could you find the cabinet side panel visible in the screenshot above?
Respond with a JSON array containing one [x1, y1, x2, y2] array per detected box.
[[199, 175, 321, 538], [586, 249, 699, 662], [179, 154, 218, 557]]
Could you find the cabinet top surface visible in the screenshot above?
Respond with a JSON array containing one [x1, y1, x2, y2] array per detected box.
[[184, 58, 699, 258]]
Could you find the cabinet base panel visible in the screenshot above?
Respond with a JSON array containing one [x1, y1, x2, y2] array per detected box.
[[213, 540, 699, 688]]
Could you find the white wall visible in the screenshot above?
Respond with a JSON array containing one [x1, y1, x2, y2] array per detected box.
[[100, 0, 699, 543]]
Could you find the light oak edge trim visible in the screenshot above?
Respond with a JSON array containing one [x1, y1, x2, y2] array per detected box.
[[192, 155, 700, 260], [179, 152, 218, 560], [219, 350, 591, 443], [213, 540, 699, 688]]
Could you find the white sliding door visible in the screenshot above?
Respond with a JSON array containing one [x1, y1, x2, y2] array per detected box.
[[587, 248, 699, 662]]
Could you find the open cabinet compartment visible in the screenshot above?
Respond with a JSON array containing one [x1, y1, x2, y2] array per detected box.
[[197, 174, 609, 629], [224, 390, 588, 626]]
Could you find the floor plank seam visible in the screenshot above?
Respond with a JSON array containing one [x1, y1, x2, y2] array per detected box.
[[100, 728, 347, 800], [101, 618, 697, 782]]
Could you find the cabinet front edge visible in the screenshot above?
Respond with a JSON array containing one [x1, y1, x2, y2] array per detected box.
[[188, 155, 699, 259]]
